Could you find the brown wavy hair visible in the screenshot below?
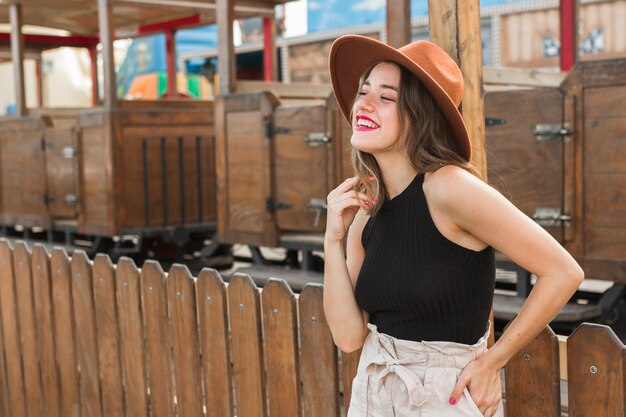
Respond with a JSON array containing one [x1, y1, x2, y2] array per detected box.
[[352, 62, 478, 215]]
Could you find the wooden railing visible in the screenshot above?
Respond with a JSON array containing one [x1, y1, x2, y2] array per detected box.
[[0, 241, 624, 417]]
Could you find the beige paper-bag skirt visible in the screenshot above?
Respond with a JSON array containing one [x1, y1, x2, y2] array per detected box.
[[347, 324, 504, 417]]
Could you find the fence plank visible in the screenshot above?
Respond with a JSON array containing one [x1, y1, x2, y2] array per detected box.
[[197, 268, 233, 417], [341, 349, 361, 416], [568, 323, 626, 417], [31, 245, 61, 417], [299, 284, 339, 417], [71, 250, 103, 417], [262, 279, 301, 417], [51, 248, 80, 417], [141, 261, 175, 417], [168, 265, 204, 417], [93, 255, 125, 417], [228, 273, 267, 417], [117, 258, 149, 417], [504, 326, 560, 417], [13, 243, 43, 417], [0, 240, 26, 417], [0, 292, 9, 417]]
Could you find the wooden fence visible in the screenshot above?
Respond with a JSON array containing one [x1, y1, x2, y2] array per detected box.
[[0, 241, 624, 417]]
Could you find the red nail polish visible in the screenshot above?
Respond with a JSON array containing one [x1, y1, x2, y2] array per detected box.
[[363, 201, 370, 207], [372, 198, 378, 203], [368, 175, 376, 181], [449, 398, 456, 405]]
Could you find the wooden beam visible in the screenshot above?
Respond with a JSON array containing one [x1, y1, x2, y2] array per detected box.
[[428, 0, 486, 180], [216, 0, 235, 94], [98, 0, 117, 109], [386, 0, 411, 47], [9, 3, 26, 116], [165, 30, 178, 97], [89, 45, 99, 106]]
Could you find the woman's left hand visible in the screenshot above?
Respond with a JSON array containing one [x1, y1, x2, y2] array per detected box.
[[449, 353, 502, 417]]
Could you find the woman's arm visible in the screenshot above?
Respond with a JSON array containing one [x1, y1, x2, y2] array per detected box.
[[323, 177, 371, 352], [427, 166, 584, 416]]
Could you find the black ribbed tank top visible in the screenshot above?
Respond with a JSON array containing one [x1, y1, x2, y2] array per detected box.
[[355, 173, 495, 344]]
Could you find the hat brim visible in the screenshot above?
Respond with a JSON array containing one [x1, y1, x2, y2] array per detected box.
[[329, 35, 471, 160]]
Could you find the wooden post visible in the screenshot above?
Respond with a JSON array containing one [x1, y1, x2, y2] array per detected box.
[[560, 0, 579, 71], [166, 30, 178, 97], [97, 0, 117, 109], [217, 0, 236, 95], [427, 0, 486, 180], [386, 0, 411, 48], [89, 45, 99, 105], [427, 0, 492, 345], [9, 3, 26, 116], [263, 17, 277, 82]]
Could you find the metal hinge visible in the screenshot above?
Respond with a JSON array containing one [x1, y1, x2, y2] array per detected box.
[[264, 122, 291, 138], [61, 146, 77, 159], [64, 194, 79, 205], [40, 138, 47, 150], [485, 117, 506, 126], [266, 198, 293, 212], [307, 198, 327, 227], [532, 207, 572, 227], [533, 124, 573, 141], [305, 133, 331, 146]]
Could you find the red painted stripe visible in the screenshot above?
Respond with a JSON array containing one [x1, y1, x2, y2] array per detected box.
[[560, 0, 576, 71]]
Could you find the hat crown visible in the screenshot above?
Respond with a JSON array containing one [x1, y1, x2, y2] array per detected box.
[[398, 40, 464, 107]]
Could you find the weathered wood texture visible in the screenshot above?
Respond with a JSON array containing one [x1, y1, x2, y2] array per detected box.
[[78, 101, 217, 236], [504, 327, 560, 417], [484, 87, 565, 242], [428, 0, 487, 178], [0, 245, 622, 417], [386, 0, 411, 48]]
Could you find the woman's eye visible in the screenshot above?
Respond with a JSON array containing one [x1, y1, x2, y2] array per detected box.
[[381, 96, 395, 102], [357, 91, 367, 96]]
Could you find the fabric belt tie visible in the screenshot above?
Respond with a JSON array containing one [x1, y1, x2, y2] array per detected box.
[[364, 334, 430, 408]]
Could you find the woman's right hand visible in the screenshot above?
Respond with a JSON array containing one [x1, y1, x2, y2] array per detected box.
[[325, 177, 371, 243]]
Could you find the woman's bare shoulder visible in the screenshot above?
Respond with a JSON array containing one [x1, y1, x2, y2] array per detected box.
[[424, 165, 488, 208]]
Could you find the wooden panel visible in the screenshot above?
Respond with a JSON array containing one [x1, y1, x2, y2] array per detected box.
[[0, 241, 26, 417], [299, 284, 339, 417], [504, 327, 560, 417], [568, 324, 626, 417], [50, 248, 80, 417], [581, 59, 626, 88], [585, 175, 626, 228], [120, 127, 215, 229], [262, 279, 301, 417], [584, 227, 626, 261], [341, 349, 361, 414], [584, 85, 626, 120], [71, 251, 103, 417], [79, 114, 113, 236], [140, 261, 175, 417], [0, 295, 9, 417], [168, 265, 204, 417], [216, 93, 279, 247], [13, 243, 43, 417], [485, 88, 564, 241], [584, 259, 626, 284], [196, 269, 233, 417], [0, 121, 49, 227], [116, 258, 148, 417], [274, 105, 328, 232], [44, 125, 80, 218], [92, 255, 125, 417], [327, 95, 354, 186], [227, 274, 266, 417], [584, 117, 626, 175], [30, 245, 61, 417]]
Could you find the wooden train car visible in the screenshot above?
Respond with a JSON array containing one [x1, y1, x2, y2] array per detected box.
[[0, 0, 292, 262]]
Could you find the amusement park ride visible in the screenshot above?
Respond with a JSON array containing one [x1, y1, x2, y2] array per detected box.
[[1, 0, 626, 329]]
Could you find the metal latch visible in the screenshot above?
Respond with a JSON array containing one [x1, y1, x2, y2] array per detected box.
[[305, 133, 331, 146], [307, 198, 327, 227], [266, 198, 293, 212], [61, 146, 77, 159], [265, 122, 291, 138], [64, 194, 78, 205], [533, 124, 573, 141], [532, 207, 572, 227]]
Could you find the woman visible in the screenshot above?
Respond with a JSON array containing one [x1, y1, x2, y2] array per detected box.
[[324, 35, 584, 417]]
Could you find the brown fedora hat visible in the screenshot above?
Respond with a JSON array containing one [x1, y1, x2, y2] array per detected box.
[[329, 35, 471, 160]]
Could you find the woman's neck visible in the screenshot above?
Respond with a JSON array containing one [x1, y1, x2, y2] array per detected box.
[[375, 154, 418, 199]]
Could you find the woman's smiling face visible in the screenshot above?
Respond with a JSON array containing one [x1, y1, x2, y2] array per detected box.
[[351, 62, 402, 155]]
